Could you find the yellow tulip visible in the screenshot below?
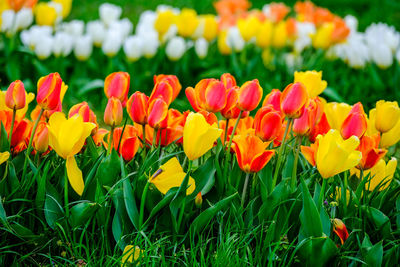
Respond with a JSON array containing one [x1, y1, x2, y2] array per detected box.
[[218, 30, 231, 55], [176, 8, 199, 38], [47, 112, 95, 196], [0, 91, 35, 120], [316, 129, 362, 178], [381, 119, 400, 148], [34, 3, 58, 26], [154, 10, 176, 38], [0, 151, 10, 165], [352, 158, 397, 191], [53, 0, 72, 19], [294, 70, 327, 97], [375, 100, 400, 133], [272, 21, 287, 48], [237, 15, 261, 42], [121, 245, 141, 266], [256, 20, 274, 48], [324, 102, 352, 130], [312, 22, 334, 49], [149, 157, 195, 195], [201, 15, 218, 41], [366, 108, 379, 136], [183, 112, 222, 161]]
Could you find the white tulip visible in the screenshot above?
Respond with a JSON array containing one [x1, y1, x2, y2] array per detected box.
[[344, 15, 358, 33], [86, 20, 106, 46], [74, 35, 93, 61], [136, 10, 157, 35], [35, 35, 53, 60], [15, 8, 33, 31], [1, 10, 16, 34], [195, 38, 208, 59], [109, 18, 133, 39], [102, 30, 123, 57], [123, 35, 144, 61], [53, 32, 73, 57], [369, 42, 393, 68], [48, 2, 63, 25], [166, 36, 186, 61], [227, 27, 245, 52], [21, 26, 53, 50], [141, 31, 159, 58], [62, 20, 85, 36], [99, 3, 122, 26]]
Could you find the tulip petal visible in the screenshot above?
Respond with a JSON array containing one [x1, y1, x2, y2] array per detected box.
[[250, 150, 275, 172], [66, 156, 84, 196]]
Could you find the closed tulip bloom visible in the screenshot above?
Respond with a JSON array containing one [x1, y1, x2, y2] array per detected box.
[[34, 3, 57, 26], [7, 0, 37, 11], [324, 102, 352, 130], [195, 38, 208, 59], [104, 97, 123, 127], [220, 73, 236, 90], [153, 74, 182, 102], [357, 135, 386, 170], [201, 14, 218, 41], [126, 92, 149, 125], [194, 79, 227, 113], [375, 100, 400, 133], [254, 105, 283, 141], [166, 37, 186, 61], [150, 157, 195, 195], [293, 97, 323, 136], [47, 112, 95, 196], [147, 97, 168, 129], [380, 119, 400, 148], [111, 126, 141, 161], [304, 129, 362, 178], [221, 87, 244, 119], [272, 21, 288, 48], [185, 86, 201, 112], [74, 35, 93, 61], [232, 133, 275, 173], [312, 22, 334, 49], [237, 79, 263, 111], [154, 9, 176, 38], [332, 219, 349, 245], [149, 81, 173, 106], [36, 72, 62, 110], [262, 89, 282, 111], [294, 70, 327, 97], [256, 20, 273, 48], [53, 0, 72, 19], [33, 121, 48, 153], [237, 15, 262, 42], [68, 102, 98, 134], [195, 192, 203, 207], [340, 102, 368, 139], [5, 80, 26, 110], [280, 82, 309, 118], [104, 72, 130, 104], [176, 8, 199, 37], [183, 112, 222, 160]]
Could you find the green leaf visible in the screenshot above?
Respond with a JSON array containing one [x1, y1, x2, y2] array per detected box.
[[0, 122, 9, 152], [362, 206, 392, 238], [297, 237, 338, 267], [143, 188, 178, 227], [0, 197, 9, 227], [78, 79, 104, 96], [69, 202, 98, 228], [322, 87, 344, 102], [190, 156, 216, 199], [96, 149, 120, 187], [299, 177, 323, 238], [44, 194, 64, 229], [35, 161, 51, 210], [364, 241, 383, 267], [123, 178, 139, 230], [189, 192, 238, 235]]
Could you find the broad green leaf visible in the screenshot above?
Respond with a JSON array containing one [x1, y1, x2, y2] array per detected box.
[[297, 237, 338, 267], [44, 194, 64, 229], [364, 241, 383, 267], [299, 177, 323, 238], [69, 202, 98, 228], [96, 149, 120, 187]]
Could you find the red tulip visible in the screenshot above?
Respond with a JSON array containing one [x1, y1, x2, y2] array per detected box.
[[280, 82, 308, 118], [262, 89, 282, 111], [147, 97, 168, 129], [36, 73, 62, 110], [237, 79, 263, 111], [104, 97, 123, 127], [104, 72, 130, 103], [340, 102, 367, 139], [153, 74, 182, 102], [5, 80, 26, 110], [357, 134, 387, 170], [253, 105, 283, 141], [126, 92, 149, 125]]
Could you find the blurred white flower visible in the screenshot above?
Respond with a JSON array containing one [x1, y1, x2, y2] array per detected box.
[[195, 38, 208, 59], [35, 35, 53, 60], [1, 10, 16, 33], [294, 22, 315, 53], [166, 36, 186, 61], [344, 15, 358, 33], [99, 3, 122, 26], [21, 25, 53, 50], [62, 20, 85, 36], [48, 2, 63, 25], [86, 20, 106, 46], [102, 30, 123, 57], [161, 24, 177, 43], [15, 8, 33, 31], [74, 35, 93, 61], [369, 42, 393, 68], [123, 35, 144, 61], [141, 31, 159, 58], [109, 18, 133, 39], [366, 23, 400, 52], [53, 32, 73, 57], [136, 10, 157, 35], [226, 26, 245, 52]]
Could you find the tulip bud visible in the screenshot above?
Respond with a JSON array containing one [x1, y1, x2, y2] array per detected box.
[[220, 73, 237, 90], [195, 192, 203, 208], [194, 79, 227, 113], [33, 121, 49, 153], [126, 92, 149, 125], [153, 74, 182, 102], [5, 80, 26, 110], [36, 72, 62, 110], [280, 82, 309, 119], [68, 102, 98, 134], [375, 100, 400, 133], [74, 35, 93, 61], [166, 36, 186, 61], [104, 97, 123, 127], [104, 72, 130, 103], [220, 87, 242, 119], [292, 98, 323, 136], [147, 97, 168, 129], [254, 105, 283, 141], [237, 79, 263, 111], [332, 218, 349, 245], [194, 38, 208, 59], [340, 102, 367, 139], [262, 89, 281, 111]]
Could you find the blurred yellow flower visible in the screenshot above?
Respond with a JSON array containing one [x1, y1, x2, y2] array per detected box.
[[201, 15, 218, 41], [154, 10, 176, 38], [176, 8, 199, 37], [48, 112, 95, 196], [150, 157, 195, 195], [34, 3, 58, 26], [375, 100, 400, 133], [183, 112, 222, 160], [294, 70, 327, 97], [53, 0, 72, 19], [256, 20, 273, 48], [272, 21, 287, 48], [312, 22, 334, 49], [218, 30, 231, 55], [237, 15, 261, 42]]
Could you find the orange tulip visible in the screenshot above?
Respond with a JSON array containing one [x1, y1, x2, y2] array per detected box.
[[237, 79, 263, 112], [195, 78, 227, 113], [68, 102, 98, 134], [92, 128, 109, 146], [104, 72, 130, 104], [153, 74, 182, 102], [185, 86, 201, 112], [357, 135, 386, 170], [149, 81, 174, 106], [126, 92, 149, 125], [220, 73, 236, 90], [232, 133, 275, 173], [309, 112, 331, 142], [292, 97, 323, 136], [33, 121, 49, 153], [300, 139, 319, 167], [36, 73, 62, 110], [280, 82, 309, 119], [104, 97, 123, 127], [147, 97, 168, 129], [0, 110, 30, 152], [7, 0, 37, 11], [340, 102, 367, 139], [5, 80, 26, 110], [253, 105, 283, 141], [111, 126, 141, 161], [220, 87, 248, 119], [262, 89, 282, 112], [331, 17, 350, 44], [332, 218, 349, 245]]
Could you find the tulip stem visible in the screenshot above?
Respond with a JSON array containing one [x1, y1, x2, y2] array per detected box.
[[22, 108, 44, 180], [8, 107, 16, 151], [142, 124, 146, 148], [241, 172, 250, 208], [291, 136, 303, 191], [318, 178, 327, 209], [139, 181, 150, 230], [64, 167, 70, 218], [272, 118, 292, 191], [152, 129, 158, 151], [223, 119, 229, 145], [108, 125, 115, 155]]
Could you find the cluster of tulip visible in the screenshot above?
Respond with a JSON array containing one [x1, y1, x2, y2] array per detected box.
[[3, 0, 400, 69]]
